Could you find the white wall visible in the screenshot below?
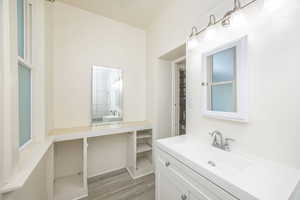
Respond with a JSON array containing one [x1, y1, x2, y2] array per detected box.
[[1, 0, 51, 198], [3, 150, 51, 200], [45, 1, 54, 132], [51, 2, 146, 129], [0, 0, 4, 193], [54, 140, 83, 179], [146, 0, 223, 140], [87, 135, 128, 177], [2, 0, 19, 183], [147, 0, 300, 169], [147, 59, 173, 140], [47, 2, 147, 178]]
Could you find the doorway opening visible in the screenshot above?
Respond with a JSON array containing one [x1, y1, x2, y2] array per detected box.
[[172, 57, 186, 136], [158, 43, 186, 138]]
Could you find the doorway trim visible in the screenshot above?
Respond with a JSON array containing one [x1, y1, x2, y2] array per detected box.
[[171, 56, 186, 137]]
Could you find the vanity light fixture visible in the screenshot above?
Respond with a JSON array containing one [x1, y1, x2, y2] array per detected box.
[[188, 15, 216, 49], [222, 0, 242, 27], [264, 0, 285, 13], [188, 26, 201, 50], [206, 15, 217, 39], [188, 0, 257, 43], [189, 26, 199, 39], [208, 15, 217, 27]]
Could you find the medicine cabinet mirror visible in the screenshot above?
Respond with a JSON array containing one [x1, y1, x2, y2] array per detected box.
[[202, 36, 248, 122], [91, 66, 123, 125]]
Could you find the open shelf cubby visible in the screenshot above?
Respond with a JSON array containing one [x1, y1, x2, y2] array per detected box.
[[137, 129, 152, 139], [53, 139, 87, 200], [136, 129, 152, 154], [135, 129, 153, 177], [54, 173, 86, 200], [137, 143, 152, 153], [127, 129, 153, 179], [136, 151, 153, 177]]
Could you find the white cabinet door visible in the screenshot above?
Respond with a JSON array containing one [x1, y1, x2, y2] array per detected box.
[[156, 149, 237, 200], [156, 157, 188, 200], [156, 168, 187, 200], [156, 156, 209, 200], [190, 191, 210, 200]]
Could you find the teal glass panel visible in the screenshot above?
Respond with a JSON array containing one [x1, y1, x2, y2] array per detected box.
[[212, 47, 235, 82], [17, 0, 25, 58], [19, 63, 31, 147], [211, 83, 235, 112]]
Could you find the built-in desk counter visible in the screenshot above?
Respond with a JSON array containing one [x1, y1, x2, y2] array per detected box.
[[49, 121, 152, 142], [50, 121, 153, 200]]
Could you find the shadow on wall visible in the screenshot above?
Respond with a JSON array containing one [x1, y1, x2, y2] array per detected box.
[[2, 148, 52, 200], [150, 43, 186, 140]]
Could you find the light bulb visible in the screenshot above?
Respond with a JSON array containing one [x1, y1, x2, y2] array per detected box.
[[231, 10, 246, 27], [205, 26, 217, 40], [264, 0, 284, 13], [188, 37, 199, 50]]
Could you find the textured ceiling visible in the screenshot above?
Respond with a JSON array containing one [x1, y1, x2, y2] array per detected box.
[[57, 0, 174, 29]]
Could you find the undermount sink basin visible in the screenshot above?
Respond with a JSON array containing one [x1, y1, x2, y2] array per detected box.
[[156, 135, 300, 200], [202, 149, 253, 175], [102, 115, 122, 122], [165, 140, 253, 177]]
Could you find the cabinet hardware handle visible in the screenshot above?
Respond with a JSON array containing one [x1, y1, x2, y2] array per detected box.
[[181, 194, 187, 200], [165, 161, 170, 167]]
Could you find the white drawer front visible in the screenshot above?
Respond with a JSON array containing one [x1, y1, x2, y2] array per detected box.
[[156, 148, 238, 200]]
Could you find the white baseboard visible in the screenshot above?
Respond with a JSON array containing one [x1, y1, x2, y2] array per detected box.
[[126, 167, 135, 179], [72, 193, 88, 200], [87, 166, 126, 179], [88, 166, 155, 180], [126, 167, 154, 180]]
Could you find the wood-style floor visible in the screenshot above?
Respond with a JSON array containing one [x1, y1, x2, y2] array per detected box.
[[81, 169, 155, 200]]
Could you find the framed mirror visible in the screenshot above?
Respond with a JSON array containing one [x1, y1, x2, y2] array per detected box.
[[202, 36, 248, 122], [91, 66, 123, 125]]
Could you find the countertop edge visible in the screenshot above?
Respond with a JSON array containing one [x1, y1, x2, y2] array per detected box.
[[155, 138, 300, 200], [0, 138, 53, 194]]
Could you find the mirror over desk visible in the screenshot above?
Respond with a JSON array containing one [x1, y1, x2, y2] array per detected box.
[[91, 66, 123, 125]]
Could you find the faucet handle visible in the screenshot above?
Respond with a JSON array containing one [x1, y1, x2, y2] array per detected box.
[[209, 131, 216, 137], [224, 138, 235, 151], [225, 138, 235, 143]]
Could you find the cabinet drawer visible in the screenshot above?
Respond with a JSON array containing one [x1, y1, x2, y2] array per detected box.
[[156, 148, 238, 200]]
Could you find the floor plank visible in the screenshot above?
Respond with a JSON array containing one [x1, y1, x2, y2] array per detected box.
[[81, 169, 155, 200]]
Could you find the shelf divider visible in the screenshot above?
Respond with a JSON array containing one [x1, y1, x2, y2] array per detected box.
[[137, 143, 152, 153]]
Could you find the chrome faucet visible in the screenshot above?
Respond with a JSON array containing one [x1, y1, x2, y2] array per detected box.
[[110, 110, 119, 116], [209, 130, 235, 152], [210, 130, 223, 148]]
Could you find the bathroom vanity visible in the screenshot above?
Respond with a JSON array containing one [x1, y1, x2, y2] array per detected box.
[[49, 121, 153, 200], [155, 135, 300, 200]]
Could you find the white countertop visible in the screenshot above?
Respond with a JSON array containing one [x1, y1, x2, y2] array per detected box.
[[1, 138, 53, 194], [49, 121, 152, 142], [156, 135, 300, 200], [1, 121, 152, 194]]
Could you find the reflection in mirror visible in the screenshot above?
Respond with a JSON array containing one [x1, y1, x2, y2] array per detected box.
[[92, 66, 123, 124]]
